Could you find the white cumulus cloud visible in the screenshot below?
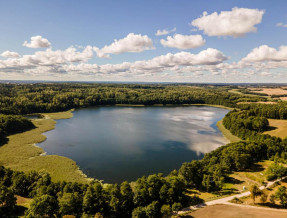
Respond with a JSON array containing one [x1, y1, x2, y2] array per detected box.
[[277, 22, 287, 28], [160, 34, 205, 49], [155, 27, 176, 36], [23, 35, 51, 48], [64, 48, 228, 75], [1, 50, 20, 58], [94, 33, 154, 58], [132, 48, 227, 71], [191, 7, 264, 37], [242, 45, 287, 62], [0, 46, 94, 71]]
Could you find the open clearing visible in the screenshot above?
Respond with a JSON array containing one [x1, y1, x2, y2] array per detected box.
[[279, 97, 287, 101], [181, 204, 287, 218], [0, 110, 89, 183], [186, 161, 271, 202], [228, 88, 273, 101], [224, 160, 272, 194], [264, 119, 287, 139], [16, 195, 32, 209], [249, 88, 287, 96]]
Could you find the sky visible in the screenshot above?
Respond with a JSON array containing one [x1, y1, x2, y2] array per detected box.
[[0, 0, 287, 83]]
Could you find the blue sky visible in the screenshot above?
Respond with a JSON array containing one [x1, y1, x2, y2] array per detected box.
[[0, 0, 287, 82]]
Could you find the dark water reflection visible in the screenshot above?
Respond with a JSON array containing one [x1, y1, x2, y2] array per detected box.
[[38, 106, 229, 183]]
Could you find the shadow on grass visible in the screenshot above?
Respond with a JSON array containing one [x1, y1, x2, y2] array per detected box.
[[0, 123, 36, 147], [220, 188, 239, 195], [0, 136, 8, 147], [182, 195, 204, 207], [179, 215, 194, 218], [256, 202, 287, 209], [225, 176, 244, 185], [266, 126, 277, 131], [209, 188, 239, 197], [244, 163, 265, 173]]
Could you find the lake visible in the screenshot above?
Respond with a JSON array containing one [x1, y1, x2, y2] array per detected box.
[[38, 106, 229, 183]]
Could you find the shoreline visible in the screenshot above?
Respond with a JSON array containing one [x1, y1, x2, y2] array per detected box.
[[0, 104, 236, 184], [0, 109, 91, 183], [216, 120, 241, 143], [113, 103, 234, 110]]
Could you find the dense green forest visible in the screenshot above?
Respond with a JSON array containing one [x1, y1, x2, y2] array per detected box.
[[0, 165, 195, 217], [0, 83, 265, 114], [238, 103, 287, 119], [1, 83, 287, 217]]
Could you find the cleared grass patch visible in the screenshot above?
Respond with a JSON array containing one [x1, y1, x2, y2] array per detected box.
[[249, 88, 287, 96], [42, 109, 74, 119], [264, 119, 287, 139], [280, 97, 287, 101], [228, 89, 245, 95], [0, 110, 89, 183], [185, 189, 219, 202], [228, 88, 273, 101], [228, 89, 266, 98], [16, 195, 32, 209], [216, 120, 241, 143]]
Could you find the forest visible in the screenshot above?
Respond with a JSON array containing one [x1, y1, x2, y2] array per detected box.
[[0, 165, 194, 217], [0, 83, 265, 114], [0, 83, 287, 217]]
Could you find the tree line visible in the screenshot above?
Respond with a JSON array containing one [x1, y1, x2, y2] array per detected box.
[[0, 83, 264, 115], [238, 102, 287, 120], [0, 166, 200, 217]]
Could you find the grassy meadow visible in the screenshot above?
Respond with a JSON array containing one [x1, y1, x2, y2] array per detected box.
[[0, 110, 89, 183], [264, 119, 287, 139]]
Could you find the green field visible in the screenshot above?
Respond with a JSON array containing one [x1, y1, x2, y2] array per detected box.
[[228, 88, 273, 101], [0, 110, 89, 183], [264, 119, 287, 139]]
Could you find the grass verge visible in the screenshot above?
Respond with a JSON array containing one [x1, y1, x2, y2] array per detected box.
[[217, 120, 241, 143]]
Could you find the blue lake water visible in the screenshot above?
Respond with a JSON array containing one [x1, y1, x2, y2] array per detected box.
[[38, 106, 229, 183]]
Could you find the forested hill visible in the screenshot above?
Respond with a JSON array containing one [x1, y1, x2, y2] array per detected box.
[[0, 83, 265, 115]]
